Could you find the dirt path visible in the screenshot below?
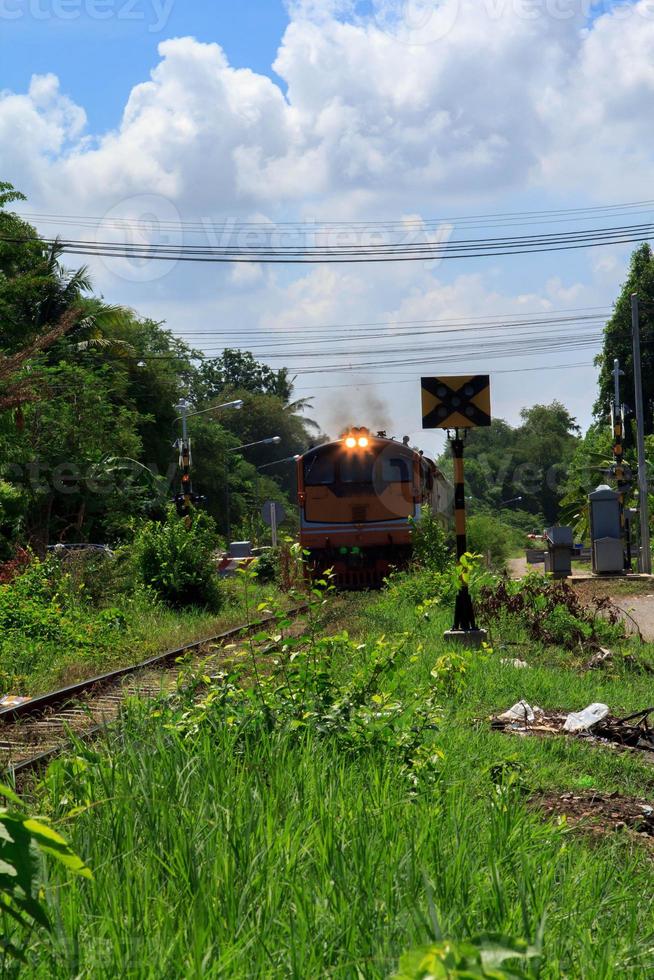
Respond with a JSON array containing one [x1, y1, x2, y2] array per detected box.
[[609, 595, 654, 642], [507, 556, 529, 579], [505, 556, 654, 640]]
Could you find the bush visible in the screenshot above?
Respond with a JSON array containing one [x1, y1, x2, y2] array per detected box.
[[252, 547, 279, 584], [467, 514, 515, 570], [383, 568, 452, 607], [477, 574, 624, 648], [0, 480, 27, 561], [133, 510, 222, 611], [0, 555, 129, 687], [410, 509, 452, 572]]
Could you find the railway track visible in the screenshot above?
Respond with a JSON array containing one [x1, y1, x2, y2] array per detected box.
[[1, 606, 307, 781]]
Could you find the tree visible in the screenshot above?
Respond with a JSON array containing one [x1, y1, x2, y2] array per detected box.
[[437, 402, 580, 525], [595, 243, 654, 438], [190, 349, 293, 403]]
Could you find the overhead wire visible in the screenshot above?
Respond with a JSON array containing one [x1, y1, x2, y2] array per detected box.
[[2, 218, 653, 264], [16, 197, 654, 234]]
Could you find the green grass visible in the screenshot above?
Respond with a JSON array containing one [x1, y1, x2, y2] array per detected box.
[[11, 579, 654, 976], [0, 569, 292, 697]]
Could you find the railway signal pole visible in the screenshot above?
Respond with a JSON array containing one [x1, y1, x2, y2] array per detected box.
[[174, 398, 193, 525], [450, 431, 479, 633], [421, 375, 491, 647], [172, 398, 244, 527]]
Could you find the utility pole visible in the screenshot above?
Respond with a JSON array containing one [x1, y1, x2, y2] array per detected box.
[[631, 293, 652, 573], [611, 359, 630, 569]]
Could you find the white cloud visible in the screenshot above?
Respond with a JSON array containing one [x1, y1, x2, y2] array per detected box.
[[1, 1, 652, 437], [1, 4, 652, 212]]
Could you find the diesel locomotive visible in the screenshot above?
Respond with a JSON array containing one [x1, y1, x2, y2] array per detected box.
[[296, 427, 451, 588]]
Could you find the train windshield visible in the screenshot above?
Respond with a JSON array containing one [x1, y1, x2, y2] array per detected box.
[[304, 445, 414, 487], [340, 453, 375, 484], [303, 450, 336, 485], [381, 456, 412, 483]]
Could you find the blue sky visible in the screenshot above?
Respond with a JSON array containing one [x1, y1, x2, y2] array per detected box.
[[0, 0, 289, 130], [1, 0, 652, 446]]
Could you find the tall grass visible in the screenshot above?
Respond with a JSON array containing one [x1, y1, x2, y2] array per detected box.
[[14, 584, 654, 977]]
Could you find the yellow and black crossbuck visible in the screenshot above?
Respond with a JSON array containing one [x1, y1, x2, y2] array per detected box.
[[421, 375, 492, 429]]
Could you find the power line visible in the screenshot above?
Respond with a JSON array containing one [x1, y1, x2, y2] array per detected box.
[[3, 219, 652, 264], [17, 197, 654, 235], [293, 360, 597, 392]]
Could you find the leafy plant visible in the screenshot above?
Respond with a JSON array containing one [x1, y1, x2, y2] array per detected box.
[[393, 932, 543, 979], [410, 509, 453, 573], [477, 573, 624, 648], [0, 782, 91, 960], [132, 509, 222, 610]]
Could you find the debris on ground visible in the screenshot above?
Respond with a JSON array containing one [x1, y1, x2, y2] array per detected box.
[[532, 790, 654, 838], [0, 695, 31, 708], [582, 646, 653, 674], [583, 647, 615, 670], [500, 658, 530, 669], [492, 702, 654, 756], [497, 700, 539, 723], [563, 703, 609, 733]]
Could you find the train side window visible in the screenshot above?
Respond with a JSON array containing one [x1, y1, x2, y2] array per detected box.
[[381, 456, 411, 483], [304, 453, 335, 485]]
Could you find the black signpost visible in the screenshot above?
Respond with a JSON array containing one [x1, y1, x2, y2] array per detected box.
[[421, 376, 491, 647]]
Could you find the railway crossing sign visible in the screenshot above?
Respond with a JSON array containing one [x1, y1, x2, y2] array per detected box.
[[421, 375, 491, 429]]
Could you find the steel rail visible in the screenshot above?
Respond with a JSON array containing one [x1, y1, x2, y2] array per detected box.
[[2, 605, 308, 780]]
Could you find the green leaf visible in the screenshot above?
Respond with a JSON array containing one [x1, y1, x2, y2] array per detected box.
[[0, 784, 22, 807], [23, 819, 93, 879]]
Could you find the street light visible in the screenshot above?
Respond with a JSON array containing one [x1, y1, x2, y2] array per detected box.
[[224, 436, 282, 546], [257, 455, 301, 471], [227, 436, 282, 453]]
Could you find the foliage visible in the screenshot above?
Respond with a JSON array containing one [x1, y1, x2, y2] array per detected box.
[[410, 508, 453, 572], [595, 243, 654, 436], [0, 554, 131, 689], [383, 567, 453, 607], [438, 403, 580, 524], [393, 932, 543, 979], [0, 781, 91, 960], [476, 574, 624, 648], [132, 510, 222, 610], [190, 348, 294, 403], [0, 479, 27, 559], [467, 514, 515, 570], [250, 547, 279, 583]]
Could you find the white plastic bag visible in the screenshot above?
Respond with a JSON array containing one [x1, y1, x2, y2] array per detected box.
[[498, 700, 535, 723], [563, 703, 609, 733]]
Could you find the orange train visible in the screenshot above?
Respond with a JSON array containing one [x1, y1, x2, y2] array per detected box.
[[296, 427, 452, 588]]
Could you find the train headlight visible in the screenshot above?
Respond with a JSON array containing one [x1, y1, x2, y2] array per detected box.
[[357, 436, 369, 448], [345, 436, 357, 448]]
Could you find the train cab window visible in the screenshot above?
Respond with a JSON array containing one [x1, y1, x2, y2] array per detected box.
[[381, 456, 411, 483], [303, 452, 336, 485], [340, 453, 375, 484]]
